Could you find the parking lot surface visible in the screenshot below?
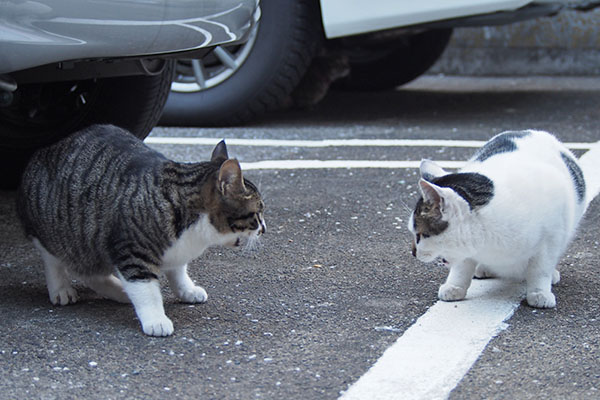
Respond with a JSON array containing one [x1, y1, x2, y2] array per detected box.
[[1, 76, 599, 399]]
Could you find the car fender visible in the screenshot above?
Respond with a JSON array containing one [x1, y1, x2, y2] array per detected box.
[[0, 0, 259, 74]]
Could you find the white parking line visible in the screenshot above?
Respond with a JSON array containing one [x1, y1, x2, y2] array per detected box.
[[147, 138, 596, 171], [146, 137, 595, 150], [240, 160, 465, 170], [340, 280, 524, 400]]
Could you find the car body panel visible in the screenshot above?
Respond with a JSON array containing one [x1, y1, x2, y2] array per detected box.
[[0, 0, 259, 74], [319, 0, 566, 38]]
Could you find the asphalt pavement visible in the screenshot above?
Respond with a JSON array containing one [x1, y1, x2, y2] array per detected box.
[[1, 76, 599, 399]]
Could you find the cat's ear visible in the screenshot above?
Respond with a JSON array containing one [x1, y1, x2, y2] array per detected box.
[[420, 159, 448, 181], [419, 179, 470, 218], [218, 159, 245, 196], [211, 140, 229, 163], [419, 179, 443, 204]]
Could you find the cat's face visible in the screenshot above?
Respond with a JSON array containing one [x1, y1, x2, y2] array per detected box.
[[409, 200, 472, 265], [206, 156, 266, 248], [408, 197, 449, 263], [222, 178, 266, 247], [408, 161, 473, 264]]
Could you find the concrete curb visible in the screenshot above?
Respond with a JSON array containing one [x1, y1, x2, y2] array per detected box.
[[430, 8, 600, 76]]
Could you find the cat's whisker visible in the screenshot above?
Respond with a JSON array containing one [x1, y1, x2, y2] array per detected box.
[[242, 235, 262, 255], [257, 173, 263, 193], [398, 198, 413, 215]]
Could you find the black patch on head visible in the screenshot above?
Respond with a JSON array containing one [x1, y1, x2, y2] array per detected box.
[[413, 198, 449, 237], [561, 152, 585, 203], [431, 173, 495, 210], [474, 131, 531, 162]]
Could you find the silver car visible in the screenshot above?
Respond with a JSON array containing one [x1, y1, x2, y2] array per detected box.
[[0, 0, 259, 187]]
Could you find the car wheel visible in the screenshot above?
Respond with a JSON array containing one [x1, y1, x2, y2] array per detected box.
[[159, 0, 322, 127], [336, 29, 453, 91], [0, 60, 174, 189]]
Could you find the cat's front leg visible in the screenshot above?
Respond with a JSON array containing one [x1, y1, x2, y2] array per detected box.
[[474, 264, 495, 279], [164, 264, 208, 304], [438, 259, 477, 302], [117, 265, 173, 336]]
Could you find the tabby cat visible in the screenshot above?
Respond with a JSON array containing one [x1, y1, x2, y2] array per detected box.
[[17, 124, 265, 336]]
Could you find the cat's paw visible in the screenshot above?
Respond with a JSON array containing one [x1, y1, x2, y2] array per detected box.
[[526, 291, 556, 308], [474, 265, 495, 279], [141, 316, 174, 337], [438, 283, 467, 302], [178, 286, 208, 304], [552, 270, 560, 285], [49, 286, 79, 306]]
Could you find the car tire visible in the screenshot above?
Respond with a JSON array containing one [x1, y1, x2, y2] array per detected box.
[[0, 60, 174, 189], [336, 29, 453, 91], [159, 0, 322, 127]]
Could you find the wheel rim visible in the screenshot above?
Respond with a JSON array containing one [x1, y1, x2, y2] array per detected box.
[[171, 23, 259, 93]]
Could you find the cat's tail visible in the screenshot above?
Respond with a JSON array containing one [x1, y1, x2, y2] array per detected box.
[[579, 140, 600, 209]]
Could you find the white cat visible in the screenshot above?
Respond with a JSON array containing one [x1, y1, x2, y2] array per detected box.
[[408, 130, 600, 308]]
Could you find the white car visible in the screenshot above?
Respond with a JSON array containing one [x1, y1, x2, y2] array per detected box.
[[160, 0, 598, 126]]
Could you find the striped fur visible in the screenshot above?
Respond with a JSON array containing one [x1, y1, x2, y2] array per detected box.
[[17, 124, 265, 336]]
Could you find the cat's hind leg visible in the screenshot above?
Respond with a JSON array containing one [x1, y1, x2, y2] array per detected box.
[[526, 249, 560, 308], [474, 264, 495, 279], [439, 259, 477, 302], [32, 238, 78, 306], [165, 264, 208, 304], [85, 274, 130, 303]]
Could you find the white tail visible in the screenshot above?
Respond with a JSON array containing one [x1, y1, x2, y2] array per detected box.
[[579, 141, 600, 210]]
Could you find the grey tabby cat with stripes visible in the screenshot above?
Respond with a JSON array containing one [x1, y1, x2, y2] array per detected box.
[[17, 124, 265, 336]]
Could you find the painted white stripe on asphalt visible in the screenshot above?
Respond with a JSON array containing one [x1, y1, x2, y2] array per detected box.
[[579, 141, 600, 204], [239, 160, 465, 170], [340, 280, 525, 400], [145, 137, 595, 150]]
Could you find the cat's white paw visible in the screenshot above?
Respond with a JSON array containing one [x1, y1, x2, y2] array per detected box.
[[141, 316, 174, 337], [474, 265, 495, 279], [178, 286, 208, 304], [552, 270, 560, 285], [49, 286, 79, 306], [527, 291, 556, 308], [438, 283, 467, 302]]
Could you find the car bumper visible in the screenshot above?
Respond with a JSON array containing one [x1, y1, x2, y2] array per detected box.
[[0, 0, 260, 74]]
